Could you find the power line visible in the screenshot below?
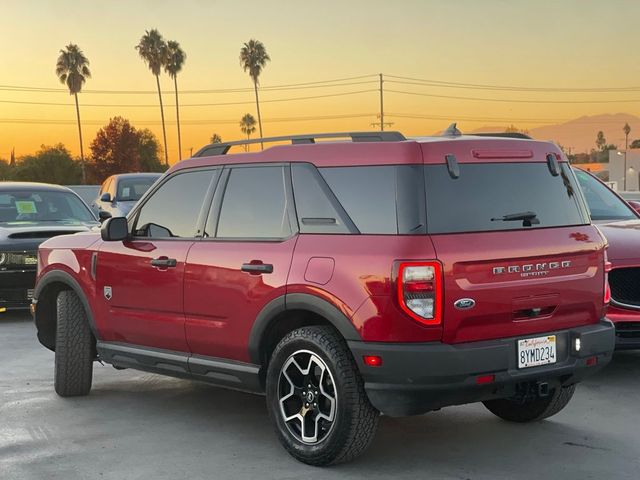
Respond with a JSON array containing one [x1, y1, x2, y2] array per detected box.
[[386, 89, 640, 104], [385, 74, 640, 93], [0, 89, 377, 108], [0, 74, 379, 95], [0, 112, 376, 126]]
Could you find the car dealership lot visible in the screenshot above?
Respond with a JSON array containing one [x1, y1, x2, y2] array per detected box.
[[1, 313, 639, 480]]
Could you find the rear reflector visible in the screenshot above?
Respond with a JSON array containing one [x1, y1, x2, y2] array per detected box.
[[476, 374, 495, 385], [397, 261, 442, 326], [586, 356, 598, 367], [363, 355, 383, 367]]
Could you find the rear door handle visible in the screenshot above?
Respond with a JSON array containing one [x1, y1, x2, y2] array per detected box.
[[241, 263, 274, 274], [151, 257, 177, 268]]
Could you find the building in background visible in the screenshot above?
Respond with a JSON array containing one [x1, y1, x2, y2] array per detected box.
[[609, 149, 640, 192]]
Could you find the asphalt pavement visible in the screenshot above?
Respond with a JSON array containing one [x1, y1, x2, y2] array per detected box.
[[1, 312, 639, 479]]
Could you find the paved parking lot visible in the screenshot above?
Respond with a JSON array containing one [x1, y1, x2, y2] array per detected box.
[[1, 312, 639, 479]]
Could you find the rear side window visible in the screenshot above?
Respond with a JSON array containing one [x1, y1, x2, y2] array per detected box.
[[216, 166, 293, 239], [133, 169, 216, 238], [291, 164, 425, 235], [424, 162, 589, 234]]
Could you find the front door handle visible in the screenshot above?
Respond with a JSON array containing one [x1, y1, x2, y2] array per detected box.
[[241, 262, 274, 274], [151, 257, 177, 268]]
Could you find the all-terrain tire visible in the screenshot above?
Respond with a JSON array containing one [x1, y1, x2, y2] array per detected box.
[[266, 326, 379, 466], [483, 384, 577, 423], [54, 290, 94, 397]]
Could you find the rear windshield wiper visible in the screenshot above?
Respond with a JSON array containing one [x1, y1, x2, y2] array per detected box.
[[491, 211, 540, 227]]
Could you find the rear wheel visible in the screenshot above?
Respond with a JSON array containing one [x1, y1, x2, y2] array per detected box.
[[483, 384, 577, 422], [266, 326, 379, 466], [54, 290, 94, 397]]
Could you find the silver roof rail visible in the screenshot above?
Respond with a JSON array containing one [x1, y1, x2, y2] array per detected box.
[[193, 131, 406, 157]]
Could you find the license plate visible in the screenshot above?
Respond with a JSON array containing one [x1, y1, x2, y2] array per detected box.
[[24, 256, 38, 265], [517, 335, 557, 369]]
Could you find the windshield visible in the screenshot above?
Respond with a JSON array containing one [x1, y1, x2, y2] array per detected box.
[[573, 168, 637, 221], [117, 177, 159, 202], [424, 162, 589, 234], [0, 190, 96, 224]]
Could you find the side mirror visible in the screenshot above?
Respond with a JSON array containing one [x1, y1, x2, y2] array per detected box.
[[101, 217, 128, 241], [627, 200, 640, 215], [98, 210, 112, 221], [100, 193, 112, 203]]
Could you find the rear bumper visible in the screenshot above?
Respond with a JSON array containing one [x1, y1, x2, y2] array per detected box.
[[348, 320, 615, 417], [607, 304, 640, 350], [0, 270, 36, 310]]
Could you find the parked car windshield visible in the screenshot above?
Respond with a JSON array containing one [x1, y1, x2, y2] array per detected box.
[[424, 162, 589, 234], [0, 190, 96, 224], [116, 177, 159, 202], [573, 168, 638, 221]]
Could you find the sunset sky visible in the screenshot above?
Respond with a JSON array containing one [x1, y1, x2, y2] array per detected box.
[[3, 0, 640, 163]]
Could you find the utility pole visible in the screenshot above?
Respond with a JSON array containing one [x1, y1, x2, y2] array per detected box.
[[623, 123, 631, 191], [371, 73, 394, 131]]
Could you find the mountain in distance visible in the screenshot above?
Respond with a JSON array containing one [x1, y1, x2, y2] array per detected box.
[[469, 113, 640, 153]]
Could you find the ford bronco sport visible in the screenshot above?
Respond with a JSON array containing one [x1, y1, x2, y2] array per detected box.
[[33, 130, 615, 465]]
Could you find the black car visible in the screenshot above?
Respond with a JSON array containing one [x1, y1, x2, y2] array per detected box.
[[0, 182, 98, 310]]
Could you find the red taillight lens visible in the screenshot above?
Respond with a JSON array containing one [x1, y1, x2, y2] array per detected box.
[[604, 251, 612, 306], [397, 261, 442, 325]]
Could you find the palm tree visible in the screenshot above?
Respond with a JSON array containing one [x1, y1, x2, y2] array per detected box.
[[239, 114, 257, 152], [164, 40, 186, 161], [210, 133, 222, 144], [136, 29, 169, 165], [56, 44, 90, 183], [239, 39, 270, 149]]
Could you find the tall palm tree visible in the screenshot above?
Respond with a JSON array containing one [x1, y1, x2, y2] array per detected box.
[[239, 39, 270, 149], [239, 114, 257, 152], [164, 40, 186, 161], [210, 133, 222, 144], [56, 44, 90, 183], [136, 29, 169, 165]]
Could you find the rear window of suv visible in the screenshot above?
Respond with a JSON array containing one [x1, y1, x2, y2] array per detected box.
[[424, 162, 589, 234]]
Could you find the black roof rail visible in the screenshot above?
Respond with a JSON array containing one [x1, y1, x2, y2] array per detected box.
[[469, 132, 533, 140], [193, 131, 406, 157]]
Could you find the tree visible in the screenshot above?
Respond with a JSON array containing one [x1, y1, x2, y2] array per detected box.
[[239, 39, 270, 149], [630, 139, 640, 149], [136, 29, 169, 166], [164, 40, 186, 161], [596, 131, 606, 151], [624, 122, 631, 151], [11, 144, 82, 184], [56, 44, 91, 183], [210, 133, 222, 143], [239, 114, 257, 152], [504, 124, 530, 135], [89, 117, 164, 182]]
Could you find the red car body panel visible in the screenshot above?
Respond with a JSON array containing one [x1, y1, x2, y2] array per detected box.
[[184, 238, 297, 362]]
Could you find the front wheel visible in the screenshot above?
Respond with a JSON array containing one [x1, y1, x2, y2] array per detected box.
[[483, 384, 577, 423], [266, 326, 379, 466]]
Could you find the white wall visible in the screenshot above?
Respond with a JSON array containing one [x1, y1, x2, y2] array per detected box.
[[608, 150, 640, 191]]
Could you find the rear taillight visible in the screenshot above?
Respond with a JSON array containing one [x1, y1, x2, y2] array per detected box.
[[604, 251, 612, 306], [397, 261, 442, 325]]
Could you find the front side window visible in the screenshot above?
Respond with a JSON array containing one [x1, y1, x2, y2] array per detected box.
[[574, 168, 637, 221], [133, 169, 216, 238], [216, 166, 293, 239]]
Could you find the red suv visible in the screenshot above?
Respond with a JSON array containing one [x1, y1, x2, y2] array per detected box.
[[33, 131, 615, 465]]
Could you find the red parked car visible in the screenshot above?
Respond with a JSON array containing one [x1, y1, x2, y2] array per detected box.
[[574, 167, 640, 349], [33, 131, 614, 465]]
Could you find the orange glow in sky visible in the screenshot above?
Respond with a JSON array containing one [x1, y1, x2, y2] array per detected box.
[[2, 0, 640, 163]]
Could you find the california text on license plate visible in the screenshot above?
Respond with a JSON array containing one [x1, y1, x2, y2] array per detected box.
[[517, 335, 557, 369]]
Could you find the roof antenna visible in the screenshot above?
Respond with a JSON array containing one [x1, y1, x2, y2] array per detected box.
[[443, 123, 462, 137]]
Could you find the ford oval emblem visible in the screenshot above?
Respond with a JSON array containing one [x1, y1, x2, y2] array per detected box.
[[454, 298, 476, 310]]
